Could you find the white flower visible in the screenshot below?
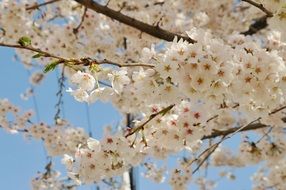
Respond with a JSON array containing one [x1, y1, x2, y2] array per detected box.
[[62, 154, 74, 170], [155, 61, 178, 79], [268, 6, 286, 42], [87, 138, 101, 152], [193, 12, 209, 26], [67, 88, 89, 102], [71, 71, 95, 91], [88, 87, 114, 103], [29, 71, 44, 85], [108, 70, 130, 94], [141, 44, 156, 62]]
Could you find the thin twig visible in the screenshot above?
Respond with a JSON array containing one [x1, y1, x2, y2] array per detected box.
[[26, 0, 62, 11], [269, 105, 286, 115], [256, 127, 273, 143], [100, 59, 154, 68], [54, 67, 65, 122], [206, 115, 218, 123], [203, 118, 265, 140], [241, 0, 273, 17], [85, 103, 92, 137], [73, 7, 88, 34], [0, 42, 66, 60], [204, 139, 212, 177], [125, 104, 175, 138], [98, 80, 112, 87], [204, 104, 286, 139], [0, 42, 154, 68], [187, 141, 221, 168], [74, 0, 195, 43], [227, 118, 261, 139], [192, 118, 261, 174], [126, 113, 137, 190], [26, 69, 41, 123], [192, 139, 221, 174]]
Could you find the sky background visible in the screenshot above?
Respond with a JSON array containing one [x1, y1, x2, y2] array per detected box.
[[0, 46, 257, 190]]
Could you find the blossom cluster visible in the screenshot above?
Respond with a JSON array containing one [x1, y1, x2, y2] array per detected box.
[[259, 0, 286, 40], [31, 169, 75, 190], [64, 29, 286, 188], [0, 99, 89, 157], [143, 162, 166, 183], [62, 135, 145, 184], [28, 122, 89, 156], [0, 99, 33, 133], [2, 0, 286, 189]]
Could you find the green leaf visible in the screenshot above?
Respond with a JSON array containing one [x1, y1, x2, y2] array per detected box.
[[160, 104, 175, 116], [89, 64, 100, 73], [32, 53, 45, 58], [43, 60, 60, 73], [18, 36, 32, 47]]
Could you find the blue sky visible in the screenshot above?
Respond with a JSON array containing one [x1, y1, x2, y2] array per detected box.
[[0, 47, 257, 190]]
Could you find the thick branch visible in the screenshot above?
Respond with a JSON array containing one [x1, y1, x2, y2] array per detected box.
[[73, 0, 195, 43], [241, 15, 268, 35], [240, 0, 273, 35]]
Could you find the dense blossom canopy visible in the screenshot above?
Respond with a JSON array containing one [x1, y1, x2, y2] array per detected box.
[[1, 0, 286, 189]]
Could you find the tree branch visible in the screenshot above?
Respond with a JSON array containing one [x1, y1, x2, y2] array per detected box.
[[203, 120, 268, 140], [99, 59, 154, 68], [240, 0, 273, 35], [241, 0, 273, 17], [241, 15, 268, 35], [73, 7, 88, 34], [269, 105, 286, 115], [26, 0, 62, 11], [204, 105, 286, 139], [0, 42, 154, 68], [73, 0, 195, 43], [192, 138, 221, 174], [125, 104, 175, 138], [126, 114, 137, 190], [192, 118, 262, 174], [54, 68, 65, 123], [0, 42, 67, 60]]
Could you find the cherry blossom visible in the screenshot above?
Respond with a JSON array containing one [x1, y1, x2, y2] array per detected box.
[[2, 0, 286, 189]]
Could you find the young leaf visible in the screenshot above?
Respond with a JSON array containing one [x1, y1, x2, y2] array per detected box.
[[89, 64, 100, 73], [32, 53, 45, 58], [160, 104, 175, 116], [43, 60, 60, 73], [18, 36, 32, 47]]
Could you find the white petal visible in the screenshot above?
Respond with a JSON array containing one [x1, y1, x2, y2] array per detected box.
[[87, 138, 101, 152]]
